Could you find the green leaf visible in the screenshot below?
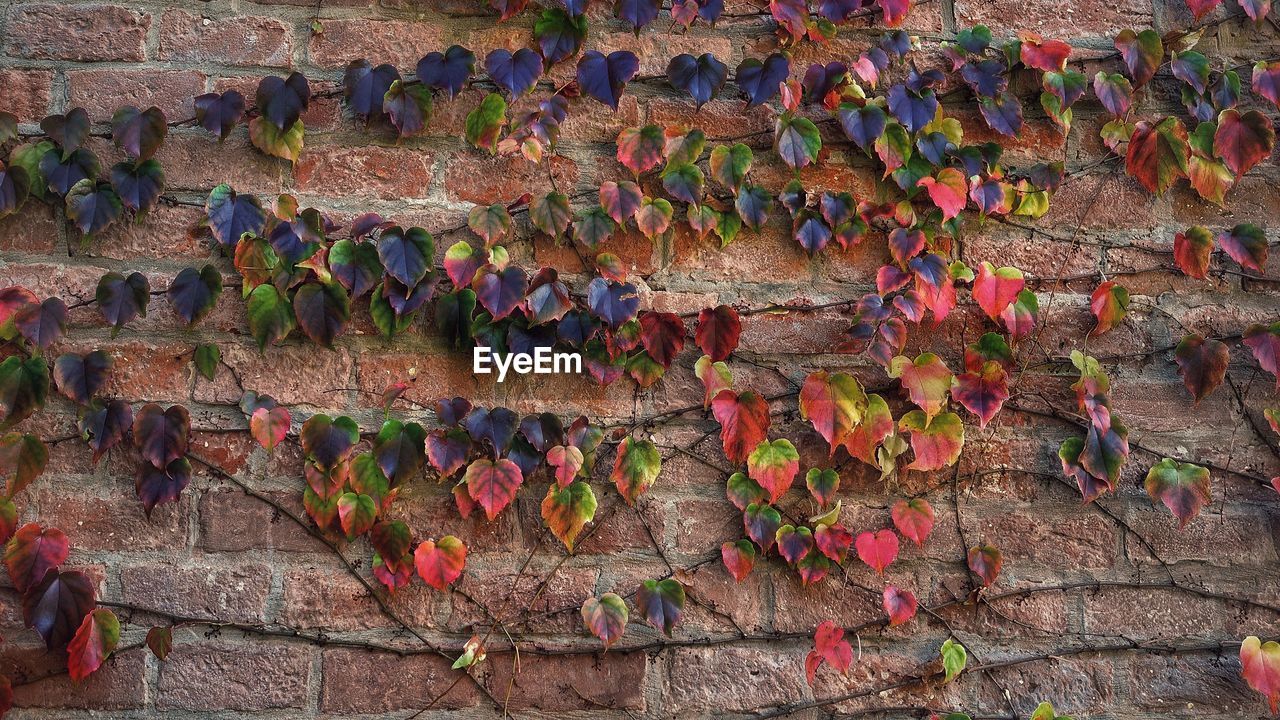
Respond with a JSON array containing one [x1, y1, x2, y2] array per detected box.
[[940, 638, 967, 683], [194, 344, 220, 381], [0, 356, 49, 431], [541, 480, 597, 551], [246, 284, 296, 350], [465, 93, 507, 153], [636, 578, 685, 635], [774, 114, 821, 170], [581, 592, 628, 648], [1144, 458, 1211, 528], [610, 436, 660, 505], [248, 117, 304, 163], [709, 143, 753, 190]]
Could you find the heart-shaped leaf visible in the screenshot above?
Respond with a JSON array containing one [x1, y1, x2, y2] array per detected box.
[[721, 539, 756, 582], [377, 226, 434, 288], [465, 93, 507, 152], [1089, 281, 1129, 337], [383, 80, 432, 139], [485, 48, 543, 97], [1173, 226, 1214, 278], [855, 528, 899, 574], [418, 45, 476, 99], [167, 265, 223, 326], [800, 371, 867, 452], [1126, 117, 1189, 195], [890, 498, 934, 546], [246, 284, 295, 350], [694, 305, 740, 362], [68, 608, 120, 681], [883, 585, 918, 626], [256, 72, 310, 130], [747, 439, 799, 503], [4, 523, 68, 593], [967, 544, 1002, 586], [1242, 636, 1280, 714], [135, 457, 191, 517], [95, 271, 149, 331], [533, 8, 586, 66], [111, 106, 167, 161], [53, 351, 110, 406], [667, 53, 728, 107], [1115, 29, 1162, 87], [1214, 109, 1275, 177], [743, 501, 781, 552], [0, 356, 49, 430], [712, 390, 771, 465], [65, 180, 122, 236], [542, 480, 597, 551], [465, 457, 523, 520], [635, 578, 685, 635], [79, 398, 132, 463], [293, 281, 350, 347], [1144, 457, 1211, 527], [194, 90, 246, 139], [343, 60, 400, 122], [42, 108, 90, 157], [737, 54, 790, 107], [1174, 334, 1229, 404], [951, 361, 1010, 428], [581, 592, 628, 648], [205, 184, 266, 247], [23, 568, 94, 650], [531, 191, 571, 237], [611, 436, 660, 505], [132, 403, 189, 469], [775, 115, 822, 170], [577, 50, 638, 109], [1218, 223, 1269, 273], [250, 406, 290, 451], [898, 410, 964, 471], [1245, 322, 1280, 388], [415, 535, 467, 590], [300, 414, 359, 469]]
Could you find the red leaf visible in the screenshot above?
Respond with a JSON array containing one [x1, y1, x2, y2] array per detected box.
[[814, 523, 852, 562], [916, 168, 967, 221], [1089, 281, 1129, 337], [891, 498, 935, 547], [882, 585, 918, 627], [638, 311, 686, 368], [808, 620, 852, 685], [250, 406, 290, 451], [1019, 35, 1072, 72], [967, 544, 1003, 587], [1242, 635, 1280, 713], [721, 539, 756, 582], [711, 390, 771, 464], [414, 535, 467, 590], [1245, 323, 1280, 389], [951, 361, 1010, 428], [546, 444, 584, 488], [1218, 224, 1269, 273], [146, 626, 172, 660], [1254, 61, 1280, 110], [3, 523, 69, 593], [695, 305, 741, 362], [854, 529, 899, 574], [67, 608, 119, 681], [464, 458, 523, 520], [972, 262, 1025, 321], [1173, 226, 1214, 279], [1214, 109, 1276, 177], [581, 593, 628, 649], [1186, 0, 1221, 19], [799, 370, 867, 452], [1125, 118, 1189, 195], [695, 356, 733, 410], [1174, 334, 1229, 404]]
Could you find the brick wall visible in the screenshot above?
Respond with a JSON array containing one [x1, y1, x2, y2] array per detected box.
[[1, 0, 1279, 718]]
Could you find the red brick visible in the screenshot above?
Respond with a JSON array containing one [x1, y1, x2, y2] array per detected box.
[[0, 201, 60, 254], [192, 341, 354, 409], [972, 511, 1118, 570], [293, 145, 433, 200], [280, 566, 445, 630], [954, 0, 1152, 37], [121, 563, 273, 622], [32, 484, 189, 551], [477, 650, 648, 710], [4, 3, 150, 61], [1127, 653, 1256, 713], [307, 18, 448, 69], [356, 350, 504, 410], [0, 69, 54, 122], [67, 69, 207, 121], [1083, 586, 1222, 637], [5, 645, 147, 710], [321, 648, 478, 712], [91, 202, 206, 261], [665, 645, 808, 712], [157, 642, 313, 710], [94, 340, 193, 403], [443, 153, 579, 206], [199, 488, 329, 553], [158, 10, 294, 67], [154, 133, 286, 194], [449, 564, 598, 634]]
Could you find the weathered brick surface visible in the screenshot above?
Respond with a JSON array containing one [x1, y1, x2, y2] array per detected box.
[[0, 0, 1278, 718]]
